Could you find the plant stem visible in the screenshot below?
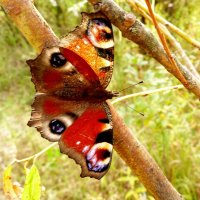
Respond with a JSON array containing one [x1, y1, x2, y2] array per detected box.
[[112, 85, 184, 104], [128, 0, 200, 80], [11, 143, 58, 164], [89, 0, 200, 98], [129, 0, 200, 49]]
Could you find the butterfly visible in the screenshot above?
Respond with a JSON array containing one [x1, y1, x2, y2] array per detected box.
[[27, 12, 117, 179]]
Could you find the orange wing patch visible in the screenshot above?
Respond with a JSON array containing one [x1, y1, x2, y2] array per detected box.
[[60, 12, 114, 88]]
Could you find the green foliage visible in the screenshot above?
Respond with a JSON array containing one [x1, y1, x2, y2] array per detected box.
[[22, 165, 41, 200], [0, 0, 200, 199], [3, 166, 18, 199]]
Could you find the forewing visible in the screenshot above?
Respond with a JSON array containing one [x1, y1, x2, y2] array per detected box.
[[26, 47, 93, 98], [60, 12, 114, 88], [27, 12, 114, 97]]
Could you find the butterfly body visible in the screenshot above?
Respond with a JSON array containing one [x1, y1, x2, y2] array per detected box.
[[27, 12, 115, 179]]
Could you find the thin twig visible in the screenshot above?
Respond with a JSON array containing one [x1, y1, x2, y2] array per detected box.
[[128, 0, 200, 80], [128, 0, 200, 49], [112, 85, 184, 104], [161, 26, 200, 80], [10, 143, 58, 165], [88, 0, 200, 99], [144, 0, 188, 87]]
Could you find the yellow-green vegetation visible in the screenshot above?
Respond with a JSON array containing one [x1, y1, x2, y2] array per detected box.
[[0, 0, 200, 199]]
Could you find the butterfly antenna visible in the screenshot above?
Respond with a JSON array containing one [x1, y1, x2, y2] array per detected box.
[[118, 81, 144, 93], [127, 105, 144, 117]]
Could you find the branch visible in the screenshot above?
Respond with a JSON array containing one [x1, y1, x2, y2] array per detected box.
[[109, 103, 182, 200], [129, 0, 200, 80], [0, 0, 183, 199], [112, 85, 184, 104], [144, 0, 188, 86], [128, 0, 200, 49], [0, 0, 59, 52], [88, 0, 200, 99], [10, 143, 58, 165]]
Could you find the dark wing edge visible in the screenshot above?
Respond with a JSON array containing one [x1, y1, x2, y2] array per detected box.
[[59, 101, 113, 179]]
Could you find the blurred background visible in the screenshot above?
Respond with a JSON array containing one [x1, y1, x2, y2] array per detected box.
[[0, 0, 200, 199]]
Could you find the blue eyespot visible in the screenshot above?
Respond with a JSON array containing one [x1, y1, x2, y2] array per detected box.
[[50, 53, 67, 68], [49, 119, 66, 134]]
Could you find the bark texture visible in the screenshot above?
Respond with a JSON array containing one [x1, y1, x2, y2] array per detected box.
[[89, 0, 200, 99]]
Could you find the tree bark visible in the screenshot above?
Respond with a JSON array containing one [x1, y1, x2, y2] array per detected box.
[[89, 0, 200, 99], [109, 103, 182, 200], [0, 0, 59, 52]]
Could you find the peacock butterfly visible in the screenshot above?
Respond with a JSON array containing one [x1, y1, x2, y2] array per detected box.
[[27, 12, 117, 179]]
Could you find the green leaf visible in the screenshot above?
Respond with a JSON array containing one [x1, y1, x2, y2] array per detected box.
[[3, 165, 18, 199], [21, 165, 41, 200]]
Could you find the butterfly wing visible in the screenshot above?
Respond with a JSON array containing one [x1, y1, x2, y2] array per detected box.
[[27, 12, 114, 96], [27, 46, 94, 99], [27, 12, 114, 179], [59, 101, 113, 179], [28, 94, 89, 141], [60, 12, 114, 88], [28, 94, 113, 179]]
